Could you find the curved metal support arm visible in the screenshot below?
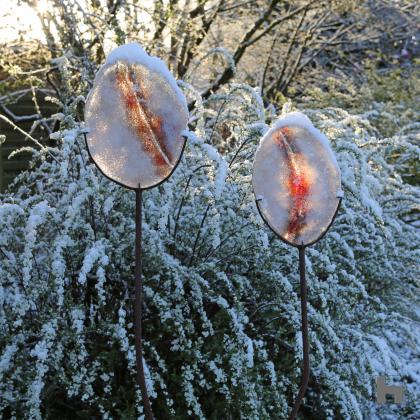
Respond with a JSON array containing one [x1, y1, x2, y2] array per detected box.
[[288, 246, 309, 420], [135, 188, 155, 420]]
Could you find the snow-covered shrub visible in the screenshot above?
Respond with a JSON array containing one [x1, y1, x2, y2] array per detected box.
[[0, 65, 419, 419]]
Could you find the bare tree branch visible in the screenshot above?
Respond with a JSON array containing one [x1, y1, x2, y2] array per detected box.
[[200, 0, 320, 99]]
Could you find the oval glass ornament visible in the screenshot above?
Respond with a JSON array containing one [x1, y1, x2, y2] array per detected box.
[[85, 43, 189, 190], [253, 112, 342, 247]]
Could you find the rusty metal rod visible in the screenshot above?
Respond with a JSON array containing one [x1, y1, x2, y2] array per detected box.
[[135, 188, 154, 420], [288, 246, 309, 420]]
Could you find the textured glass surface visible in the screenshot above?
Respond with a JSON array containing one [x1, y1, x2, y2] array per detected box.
[[85, 59, 188, 189], [253, 121, 342, 246]]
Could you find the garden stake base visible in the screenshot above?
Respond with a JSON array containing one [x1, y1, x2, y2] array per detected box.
[[288, 246, 309, 420], [135, 187, 154, 420]]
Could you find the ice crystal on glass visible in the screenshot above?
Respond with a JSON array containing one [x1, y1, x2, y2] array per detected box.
[[253, 112, 342, 246], [85, 43, 188, 189]]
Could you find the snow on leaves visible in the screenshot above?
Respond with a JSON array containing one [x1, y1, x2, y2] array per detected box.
[[0, 77, 418, 419]]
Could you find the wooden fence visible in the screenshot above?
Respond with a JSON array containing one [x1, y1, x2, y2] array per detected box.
[[0, 93, 57, 192]]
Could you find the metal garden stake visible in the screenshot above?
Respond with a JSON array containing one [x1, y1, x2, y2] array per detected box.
[[84, 43, 189, 420], [252, 112, 343, 419]]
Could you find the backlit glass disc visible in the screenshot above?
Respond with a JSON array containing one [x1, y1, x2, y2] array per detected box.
[[85, 43, 189, 189], [252, 112, 342, 246]]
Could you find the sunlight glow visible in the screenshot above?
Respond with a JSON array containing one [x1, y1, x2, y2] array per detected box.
[[0, 1, 47, 43]]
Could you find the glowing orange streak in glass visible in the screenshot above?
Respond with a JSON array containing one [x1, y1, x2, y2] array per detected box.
[[275, 128, 311, 240], [115, 63, 173, 174]]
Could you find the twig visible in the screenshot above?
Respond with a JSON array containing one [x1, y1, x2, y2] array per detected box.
[[0, 114, 59, 163], [188, 204, 210, 267]]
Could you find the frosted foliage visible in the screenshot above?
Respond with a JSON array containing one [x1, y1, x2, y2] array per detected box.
[[1, 61, 419, 419], [85, 57, 188, 189], [253, 119, 341, 246]]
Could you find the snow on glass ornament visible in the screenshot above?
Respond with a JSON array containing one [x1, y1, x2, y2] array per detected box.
[[253, 111, 343, 247], [252, 112, 342, 420], [84, 43, 189, 420], [85, 43, 188, 189]]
